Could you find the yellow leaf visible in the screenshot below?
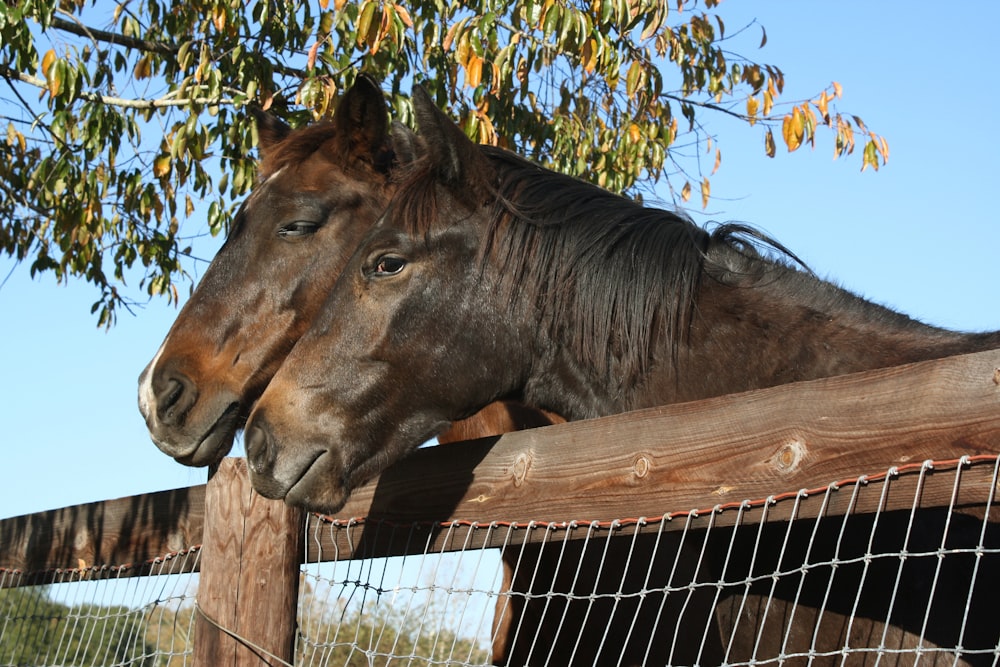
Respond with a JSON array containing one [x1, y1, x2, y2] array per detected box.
[[335, 0, 348, 9], [879, 135, 890, 163], [764, 128, 775, 157], [782, 107, 803, 152], [134, 54, 152, 80], [581, 36, 598, 73], [627, 122, 641, 144], [745, 95, 758, 125], [817, 90, 829, 123], [319, 0, 329, 7], [680, 180, 691, 202], [153, 154, 171, 177], [442, 22, 459, 51], [700, 177, 710, 208], [306, 41, 320, 70], [712, 147, 721, 175], [394, 3, 413, 28], [212, 6, 226, 32], [625, 60, 642, 98], [832, 81, 843, 98], [466, 54, 483, 88], [42, 49, 56, 76], [762, 89, 773, 116]]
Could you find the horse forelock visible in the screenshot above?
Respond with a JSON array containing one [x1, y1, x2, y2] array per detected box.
[[257, 120, 393, 182], [387, 155, 449, 240]]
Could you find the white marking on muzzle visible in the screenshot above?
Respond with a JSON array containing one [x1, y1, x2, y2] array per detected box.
[[138, 341, 167, 421]]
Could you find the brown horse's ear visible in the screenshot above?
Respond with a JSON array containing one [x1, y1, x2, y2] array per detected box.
[[411, 85, 494, 199], [251, 107, 291, 161], [334, 74, 390, 169], [390, 120, 424, 167]]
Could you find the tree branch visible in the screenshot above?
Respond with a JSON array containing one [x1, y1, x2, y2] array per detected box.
[[47, 16, 308, 79], [0, 64, 238, 109], [51, 15, 176, 55]]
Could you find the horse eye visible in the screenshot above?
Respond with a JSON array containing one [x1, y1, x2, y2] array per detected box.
[[374, 256, 406, 276], [277, 221, 320, 238]]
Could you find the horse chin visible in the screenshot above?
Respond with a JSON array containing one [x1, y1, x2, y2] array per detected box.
[[166, 402, 241, 468], [284, 470, 352, 515], [253, 449, 353, 515]]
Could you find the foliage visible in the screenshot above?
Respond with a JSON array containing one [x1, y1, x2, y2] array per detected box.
[[0, 0, 888, 324], [0, 586, 157, 666], [297, 578, 490, 665], [0, 579, 485, 665]]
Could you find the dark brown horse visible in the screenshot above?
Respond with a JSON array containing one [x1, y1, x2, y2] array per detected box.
[[245, 87, 1000, 665], [244, 86, 1000, 509], [138, 77, 557, 468]]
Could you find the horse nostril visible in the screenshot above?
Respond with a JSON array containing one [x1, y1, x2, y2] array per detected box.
[[154, 370, 197, 427], [246, 421, 276, 476]]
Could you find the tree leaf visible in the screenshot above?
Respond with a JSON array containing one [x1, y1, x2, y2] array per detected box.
[[745, 95, 758, 125], [764, 128, 775, 157], [133, 54, 152, 80]]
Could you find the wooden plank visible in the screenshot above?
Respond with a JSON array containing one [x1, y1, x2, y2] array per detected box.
[[193, 458, 303, 667], [310, 348, 1000, 560], [0, 483, 205, 585]]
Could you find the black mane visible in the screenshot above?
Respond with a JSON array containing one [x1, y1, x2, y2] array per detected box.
[[393, 144, 797, 384]]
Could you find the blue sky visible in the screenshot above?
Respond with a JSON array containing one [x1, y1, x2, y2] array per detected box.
[[2, 3, 998, 519]]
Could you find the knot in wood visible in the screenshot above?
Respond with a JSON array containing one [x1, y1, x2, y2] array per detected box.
[[772, 439, 806, 474], [632, 455, 651, 479], [511, 452, 532, 487], [993, 367, 1000, 386]]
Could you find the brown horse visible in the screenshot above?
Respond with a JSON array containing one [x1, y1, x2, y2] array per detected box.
[[245, 87, 1000, 665], [138, 76, 557, 468], [136, 77, 556, 664]]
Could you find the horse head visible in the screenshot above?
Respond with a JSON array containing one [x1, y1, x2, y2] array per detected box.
[[138, 75, 417, 467], [243, 86, 531, 512]]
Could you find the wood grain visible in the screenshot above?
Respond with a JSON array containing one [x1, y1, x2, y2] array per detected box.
[[0, 483, 205, 585], [193, 458, 304, 667]]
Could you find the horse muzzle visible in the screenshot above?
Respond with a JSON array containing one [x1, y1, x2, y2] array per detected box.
[[245, 415, 353, 514], [138, 360, 241, 466]]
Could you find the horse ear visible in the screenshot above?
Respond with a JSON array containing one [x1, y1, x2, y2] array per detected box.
[[390, 120, 424, 167], [334, 74, 390, 168], [251, 107, 291, 160], [411, 85, 493, 194]]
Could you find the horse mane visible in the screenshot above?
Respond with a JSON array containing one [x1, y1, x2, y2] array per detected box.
[[392, 144, 799, 385]]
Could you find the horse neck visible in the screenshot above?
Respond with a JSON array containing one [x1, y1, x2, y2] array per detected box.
[[520, 246, 1000, 420], [671, 250, 1000, 404]]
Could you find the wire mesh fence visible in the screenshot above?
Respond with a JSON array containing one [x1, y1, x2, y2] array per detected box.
[[0, 547, 199, 666], [1, 455, 998, 666], [296, 455, 1000, 666]]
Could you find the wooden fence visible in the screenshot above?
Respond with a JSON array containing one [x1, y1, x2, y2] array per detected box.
[[2, 348, 999, 665]]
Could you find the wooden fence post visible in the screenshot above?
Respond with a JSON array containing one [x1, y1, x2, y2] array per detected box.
[[194, 457, 304, 666]]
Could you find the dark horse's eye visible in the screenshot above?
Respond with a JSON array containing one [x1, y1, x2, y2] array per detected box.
[[277, 221, 320, 238], [373, 255, 406, 276]]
